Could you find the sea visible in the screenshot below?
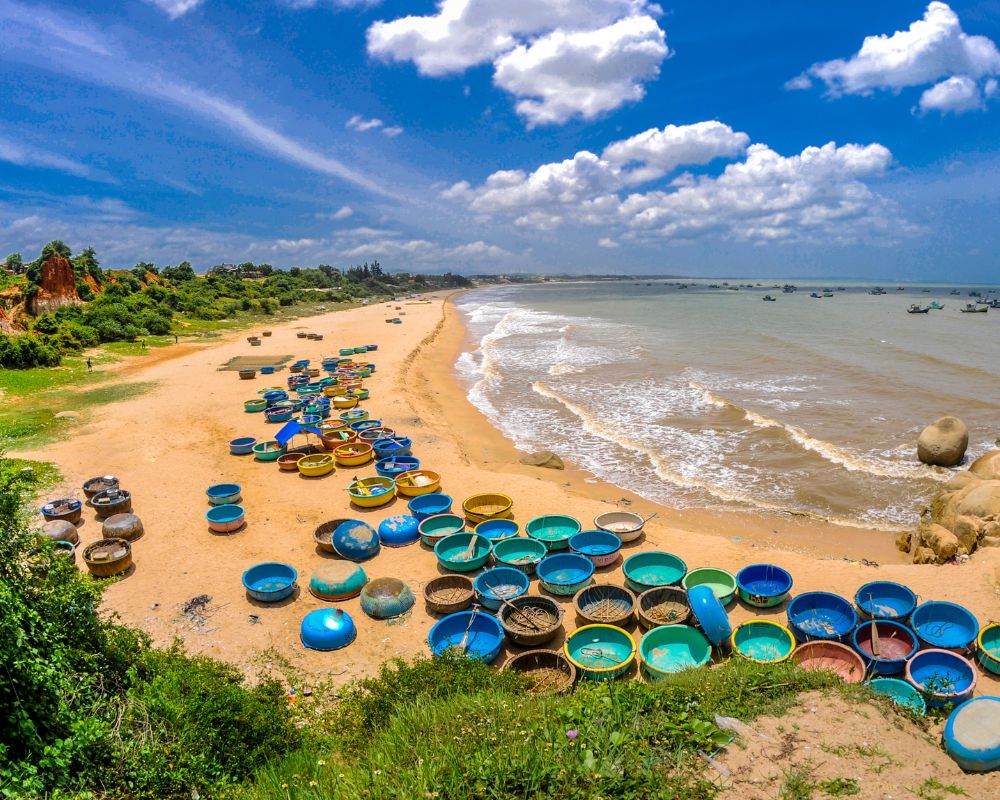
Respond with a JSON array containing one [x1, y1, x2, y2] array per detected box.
[[455, 280, 1000, 531]]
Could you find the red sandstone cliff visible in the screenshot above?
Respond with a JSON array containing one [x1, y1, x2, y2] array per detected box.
[[27, 254, 82, 315]]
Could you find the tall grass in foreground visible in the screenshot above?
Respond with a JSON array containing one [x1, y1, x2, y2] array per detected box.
[[242, 656, 845, 800]]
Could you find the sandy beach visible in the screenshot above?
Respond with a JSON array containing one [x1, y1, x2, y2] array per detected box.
[[17, 291, 1000, 695]]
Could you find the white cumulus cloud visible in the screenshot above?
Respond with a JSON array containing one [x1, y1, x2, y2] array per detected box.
[[367, 0, 668, 125], [346, 115, 404, 136], [788, 3, 1000, 116], [144, 0, 204, 19]]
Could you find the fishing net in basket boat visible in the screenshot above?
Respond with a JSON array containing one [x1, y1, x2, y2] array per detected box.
[[502, 604, 559, 635]]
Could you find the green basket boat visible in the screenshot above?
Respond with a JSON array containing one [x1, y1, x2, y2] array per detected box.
[[252, 441, 285, 461], [682, 567, 738, 605]]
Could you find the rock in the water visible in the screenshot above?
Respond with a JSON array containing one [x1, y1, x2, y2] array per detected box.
[[917, 416, 968, 467], [969, 450, 1000, 481], [519, 451, 565, 470]]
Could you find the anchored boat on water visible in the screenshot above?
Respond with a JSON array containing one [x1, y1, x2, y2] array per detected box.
[[907, 304, 930, 314], [961, 303, 988, 313]]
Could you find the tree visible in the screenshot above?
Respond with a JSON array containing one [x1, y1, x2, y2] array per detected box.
[[4, 252, 23, 273], [72, 247, 103, 283], [162, 262, 196, 282]]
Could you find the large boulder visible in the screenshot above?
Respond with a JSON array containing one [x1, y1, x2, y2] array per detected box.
[[907, 470, 1000, 563], [519, 451, 565, 470], [969, 450, 1000, 481], [917, 416, 968, 467]]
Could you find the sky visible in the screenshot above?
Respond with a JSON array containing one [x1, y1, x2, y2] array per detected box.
[[1, 0, 999, 279]]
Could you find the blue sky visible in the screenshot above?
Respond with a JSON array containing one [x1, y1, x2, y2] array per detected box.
[[1, 0, 999, 278]]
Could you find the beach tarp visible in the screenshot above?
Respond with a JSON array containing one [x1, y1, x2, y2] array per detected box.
[[275, 420, 323, 445]]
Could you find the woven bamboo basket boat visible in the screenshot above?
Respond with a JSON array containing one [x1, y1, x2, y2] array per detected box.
[[504, 650, 576, 694], [423, 575, 474, 614], [498, 594, 563, 647]]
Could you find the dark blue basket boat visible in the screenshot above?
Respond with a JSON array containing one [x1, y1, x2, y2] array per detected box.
[[910, 601, 979, 651], [854, 581, 917, 621], [786, 592, 857, 642], [242, 562, 297, 603]]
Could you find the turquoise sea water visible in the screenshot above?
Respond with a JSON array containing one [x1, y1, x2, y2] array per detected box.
[[456, 281, 1000, 530]]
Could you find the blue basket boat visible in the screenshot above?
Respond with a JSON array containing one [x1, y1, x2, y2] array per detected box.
[[360, 577, 415, 619], [350, 419, 382, 433], [622, 551, 687, 593], [428, 610, 504, 663], [241, 562, 297, 603], [851, 620, 917, 675], [374, 437, 413, 459], [978, 623, 1000, 676], [331, 520, 381, 561], [736, 563, 793, 607], [688, 584, 732, 646], [41, 498, 83, 524], [492, 536, 547, 574], [786, 592, 857, 642], [408, 493, 453, 520], [854, 581, 917, 621], [301, 608, 356, 651], [262, 390, 288, 406], [229, 436, 257, 455], [260, 366, 275, 375], [473, 567, 530, 610], [868, 677, 926, 715], [475, 518, 520, 542], [376, 455, 420, 478], [265, 407, 294, 423], [537, 553, 594, 595], [378, 515, 421, 547], [568, 530, 622, 568], [910, 601, 979, 651], [565, 624, 635, 681], [640, 624, 711, 679], [206, 504, 245, 533], [906, 649, 977, 708], [943, 697, 1000, 772], [206, 483, 241, 506]]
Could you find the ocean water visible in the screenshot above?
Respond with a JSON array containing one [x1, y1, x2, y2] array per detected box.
[[455, 281, 1000, 530]]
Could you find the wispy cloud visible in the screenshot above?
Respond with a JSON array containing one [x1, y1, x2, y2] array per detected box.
[[346, 114, 404, 137], [316, 205, 354, 220], [0, 133, 104, 181], [144, 0, 204, 19]]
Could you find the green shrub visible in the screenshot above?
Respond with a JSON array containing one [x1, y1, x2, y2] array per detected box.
[[0, 334, 61, 368]]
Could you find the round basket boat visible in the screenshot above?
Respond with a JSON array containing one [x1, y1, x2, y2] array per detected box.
[[424, 574, 474, 614], [376, 455, 420, 478], [378, 514, 420, 547], [622, 551, 686, 593], [640, 624, 712, 679], [682, 567, 737, 606], [373, 437, 412, 459], [428, 610, 504, 663], [498, 595, 563, 647], [493, 536, 547, 574], [565, 624, 635, 681], [298, 453, 335, 477], [348, 476, 395, 507], [206, 504, 245, 533], [244, 398, 267, 413], [573, 584, 636, 627], [418, 514, 465, 547], [637, 586, 691, 630], [593, 510, 646, 543], [265, 407, 294, 424], [854, 581, 918, 621], [978, 623, 1000, 676], [252, 441, 285, 462], [463, 492, 513, 524], [361, 577, 415, 619], [313, 518, 352, 554], [40, 519, 79, 544], [732, 620, 795, 664], [83, 538, 132, 578], [869, 677, 926, 715], [242, 562, 297, 603], [409, 492, 453, 520], [786, 591, 857, 643], [473, 567, 530, 610], [360, 427, 394, 443], [41, 498, 83, 525], [475, 518, 520, 542], [525, 515, 582, 551], [277, 452, 304, 471], [54, 541, 77, 559], [91, 489, 133, 520], [504, 649, 576, 693], [333, 443, 374, 467], [320, 431, 357, 450], [238, 368, 256, 380], [736, 563, 793, 608], [82, 475, 119, 499], [569, 530, 622, 568], [229, 436, 257, 455], [102, 513, 144, 542], [537, 553, 594, 596], [434, 532, 492, 572], [910, 601, 979, 652], [331, 520, 380, 562], [906, 649, 977, 708], [851, 620, 918, 675], [395, 469, 441, 497], [332, 395, 359, 409], [206, 483, 241, 506], [350, 419, 381, 433], [688, 585, 732, 646], [792, 641, 866, 683], [301, 608, 356, 651], [309, 562, 367, 601], [943, 697, 1000, 772]]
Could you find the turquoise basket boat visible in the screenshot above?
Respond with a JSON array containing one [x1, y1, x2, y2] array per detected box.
[[978, 623, 1000, 675], [525, 514, 582, 551], [565, 624, 635, 681], [731, 620, 795, 664], [418, 514, 465, 547], [868, 677, 926, 715], [492, 536, 547, 574], [434, 532, 492, 572], [622, 551, 687, 593], [640, 624, 711, 679]]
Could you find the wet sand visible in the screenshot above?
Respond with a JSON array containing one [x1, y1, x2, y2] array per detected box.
[[17, 291, 1000, 698]]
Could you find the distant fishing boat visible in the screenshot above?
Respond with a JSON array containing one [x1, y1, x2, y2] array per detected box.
[[896, 287, 905, 291], [930, 302, 944, 310], [869, 287, 887, 295], [782, 284, 797, 293], [969, 290, 981, 297], [822, 292, 834, 297], [810, 292, 822, 298], [907, 304, 930, 314], [991, 300, 1000, 309], [950, 289, 961, 295], [762, 294, 776, 302], [961, 303, 988, 313]]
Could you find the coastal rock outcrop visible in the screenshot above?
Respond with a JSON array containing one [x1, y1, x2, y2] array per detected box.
[[901, 449, 1000, 563], [27, 253, 82, 316], [916, 416, 968, 467], [519, 451, 565, 470]]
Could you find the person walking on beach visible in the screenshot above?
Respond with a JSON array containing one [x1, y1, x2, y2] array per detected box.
[[86, 357, 92, 372]]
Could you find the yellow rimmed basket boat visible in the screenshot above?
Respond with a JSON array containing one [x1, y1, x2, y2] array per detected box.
[[334, 443, 374, 467], [348, 476, 396, 508], [297, 453, 335, 477], [394, 469, 441, 497], [346, 387, 370, 401], [332, 394, 359, 409], [463, 493, 513, 525], [323, 385, 347, 398]]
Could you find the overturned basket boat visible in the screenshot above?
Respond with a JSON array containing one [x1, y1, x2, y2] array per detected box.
[[423, 574, 474, 615], [394, 469, 441, 497], [504, 649, 576, 694], [313, 518, 351, 554], [463, 492, 513, 524], [83, 538, 132, 577]]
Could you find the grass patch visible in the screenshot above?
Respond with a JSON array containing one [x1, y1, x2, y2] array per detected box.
[[917, 778, 967, 799], [780, 766, 816, 800]]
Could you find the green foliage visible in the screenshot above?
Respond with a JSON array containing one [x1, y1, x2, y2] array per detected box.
[[0, 333, 61, 368]]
